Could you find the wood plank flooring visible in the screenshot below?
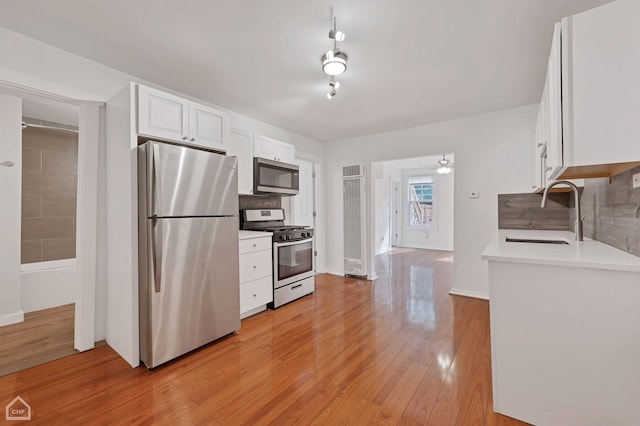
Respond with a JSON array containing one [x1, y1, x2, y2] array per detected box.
[[0, 248, 529, 425], [0, 303, 76, 377]]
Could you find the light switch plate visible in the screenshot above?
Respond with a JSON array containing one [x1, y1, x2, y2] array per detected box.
[[633, 172, 640, 189]]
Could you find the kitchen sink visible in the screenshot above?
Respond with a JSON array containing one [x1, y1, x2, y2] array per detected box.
[[505, 236, 570, 245]]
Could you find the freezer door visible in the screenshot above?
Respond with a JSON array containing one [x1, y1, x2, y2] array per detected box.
[[143, 141, 238, 217], [141, 216, 240, 368]]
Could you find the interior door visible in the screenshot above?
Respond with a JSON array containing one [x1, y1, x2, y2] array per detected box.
[[391, 180, 401, 247], [293, 159, 314, 228], [0, 93, 23, 326]]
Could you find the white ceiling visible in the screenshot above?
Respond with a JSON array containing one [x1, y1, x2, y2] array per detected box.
[[0, 0, 611, 141]]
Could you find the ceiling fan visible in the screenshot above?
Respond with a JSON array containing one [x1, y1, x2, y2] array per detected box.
[[420, 154, 454, 174]]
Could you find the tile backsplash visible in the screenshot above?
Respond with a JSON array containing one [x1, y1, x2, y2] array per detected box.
[[581, 165, 640, 257], [497, 165, 640, 257], [21, 120, 78, 263]]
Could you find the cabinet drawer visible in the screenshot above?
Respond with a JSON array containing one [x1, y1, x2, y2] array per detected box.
[[239, 251, 272, 283], [239, 237, 272, 254], [240, 276, 273, 314]]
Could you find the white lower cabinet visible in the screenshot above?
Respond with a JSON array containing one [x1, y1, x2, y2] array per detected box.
[[238, 233, 273, 318], [487, 260, 640, 425]]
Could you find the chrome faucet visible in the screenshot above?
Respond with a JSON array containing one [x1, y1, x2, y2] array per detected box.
[[541, 180, 583, 241]]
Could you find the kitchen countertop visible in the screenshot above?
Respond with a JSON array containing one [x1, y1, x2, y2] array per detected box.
[[238, 230, 272, 239], [482, 229, 640, 273]]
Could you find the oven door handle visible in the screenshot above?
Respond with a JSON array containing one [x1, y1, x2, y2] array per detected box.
[[273, 237, 313, 248]]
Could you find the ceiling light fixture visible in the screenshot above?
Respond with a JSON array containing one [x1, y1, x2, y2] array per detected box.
[[322, 49, 348, 76], [326, 77, 341, 99], [321, 14, 348, 98], [328, 29, 345, 42], [436, 154, 452, 174]]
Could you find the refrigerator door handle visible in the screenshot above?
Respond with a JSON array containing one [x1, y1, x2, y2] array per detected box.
[[151, 143, 161, 216], [151, 218, 163, 293]]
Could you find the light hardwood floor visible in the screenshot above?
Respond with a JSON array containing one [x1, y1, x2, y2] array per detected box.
[[0, 303, 76, 377], [0, 249, 528, 425]]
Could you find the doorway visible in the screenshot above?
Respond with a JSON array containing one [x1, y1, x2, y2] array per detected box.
[[290, 157, 318, 272], [0, 84, 101, 376]]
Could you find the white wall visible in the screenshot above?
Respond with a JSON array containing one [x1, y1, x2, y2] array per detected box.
[[325, 105, 535, 298], [400, 168, 454, 251]]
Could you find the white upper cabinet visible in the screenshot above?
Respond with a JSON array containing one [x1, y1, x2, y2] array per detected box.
[[254, 134, 295, 163], [228, 128, 254, 195], [545, 23, 562, 182], [137, 85, 229, 152], [536, 0, 640, 183], [137, 85, 189, 142], [563, 0, 640, 171], [189, 102, 228, 151]]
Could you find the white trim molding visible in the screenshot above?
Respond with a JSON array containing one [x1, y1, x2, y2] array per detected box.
[[74, 101, 103, 352], [449, 287, 489, 300], [0, 311, 24, 327]]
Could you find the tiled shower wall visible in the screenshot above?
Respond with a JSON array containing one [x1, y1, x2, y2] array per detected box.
[[21, 119, 78, 263]]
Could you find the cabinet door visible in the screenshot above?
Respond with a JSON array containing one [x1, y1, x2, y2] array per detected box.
[[254, 134, 280, 160], [138, 85, 189, 142], [240, 276, 273, 314], [228, 128, 254, 195], [545, 23, 563, 181], [568, 0, 640, 166], [278, 142, 296, 164], [189, 102, 228, 152]]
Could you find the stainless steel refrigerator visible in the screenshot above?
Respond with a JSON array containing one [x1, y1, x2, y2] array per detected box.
[[138, 140, 240, 368]]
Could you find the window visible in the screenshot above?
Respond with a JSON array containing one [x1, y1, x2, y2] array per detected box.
[[407, 175, 434, 227]]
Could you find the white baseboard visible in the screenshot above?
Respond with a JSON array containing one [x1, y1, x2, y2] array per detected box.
[[324, 269, 376, 281], [0, 310, 24, 327], [241, 305, 267, 319], [399, 243, 454, 251], [449, 287, 490, 300]]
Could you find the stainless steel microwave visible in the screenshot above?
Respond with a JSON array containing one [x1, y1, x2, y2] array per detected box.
[[253, 157, 299, 196]]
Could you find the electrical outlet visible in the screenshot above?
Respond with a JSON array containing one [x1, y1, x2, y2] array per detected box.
[[468, 191, 480, 199], [633, 172, 640, 189]]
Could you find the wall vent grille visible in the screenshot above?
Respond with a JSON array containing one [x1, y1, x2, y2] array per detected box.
[[343, 165, 366, 278]]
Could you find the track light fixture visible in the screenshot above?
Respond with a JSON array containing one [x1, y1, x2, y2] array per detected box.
[[322, 14, 348, 98], [328, 29, 345, 41], [326, 77, 341, 99], [322, 49, 348, 76]]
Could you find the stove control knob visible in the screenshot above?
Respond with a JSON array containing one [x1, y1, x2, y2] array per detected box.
[[279, 235, 286, 241]]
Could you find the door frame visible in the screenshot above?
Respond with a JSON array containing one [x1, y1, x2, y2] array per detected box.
[[292, 152, 323, 273], [0, 79, 102, 352], [391, 180, 401, 247]]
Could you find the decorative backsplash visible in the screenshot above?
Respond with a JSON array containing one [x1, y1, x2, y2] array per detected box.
[[498, 165, 640, 257], [581, 165, 640, 257], [239, 195, 281, 210], [497, 192, 571, 230]]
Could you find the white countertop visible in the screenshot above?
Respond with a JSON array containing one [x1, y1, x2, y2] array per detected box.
[[482, 229, 640, 273], [238, 230, 272, 240]]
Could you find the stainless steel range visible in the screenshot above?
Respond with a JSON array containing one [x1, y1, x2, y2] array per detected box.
[[241, 209, 314, 308]]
